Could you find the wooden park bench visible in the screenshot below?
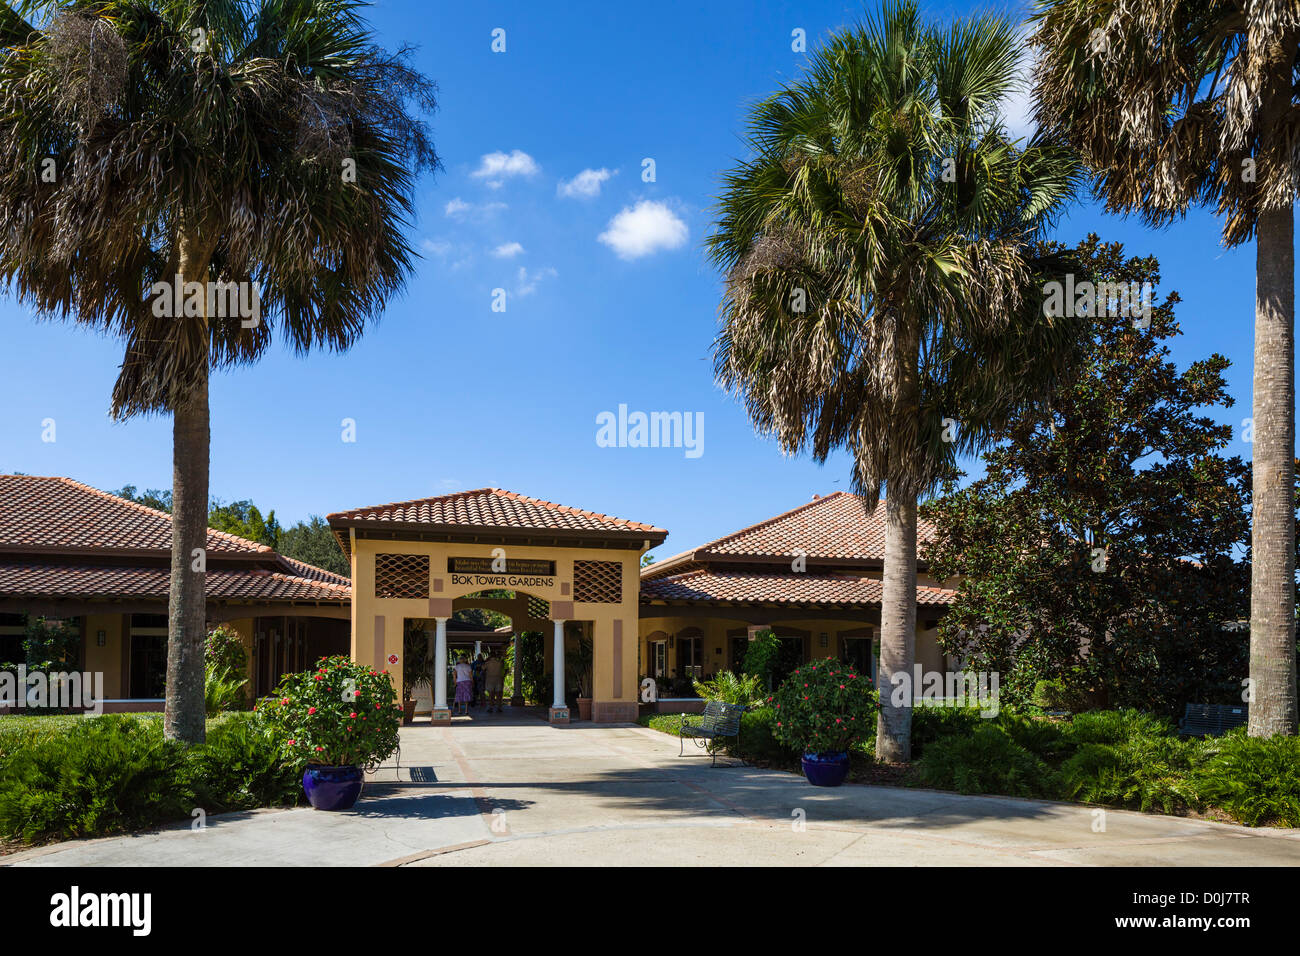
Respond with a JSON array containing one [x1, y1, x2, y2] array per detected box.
[[1178, 703, 1248, 738], [678, 701, 745, 766]]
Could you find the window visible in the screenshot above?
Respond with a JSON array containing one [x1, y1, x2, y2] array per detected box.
[[0, 613, 25, 664], [128, 615, 168, 699], [652, 641, 667, 679]]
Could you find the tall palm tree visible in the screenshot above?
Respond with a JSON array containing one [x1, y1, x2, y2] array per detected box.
[[0, 0, 438, 743], [1030, 1, 1299, 737], [709, 1, 1082, 761]]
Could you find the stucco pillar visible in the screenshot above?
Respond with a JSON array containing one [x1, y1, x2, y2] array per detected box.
[[549, 619, 569, 724], [431, 617, 450, 725], [474, 639, 482, 659]]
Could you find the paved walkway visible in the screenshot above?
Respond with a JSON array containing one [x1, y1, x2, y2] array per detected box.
[[6, 709, 1299, 866]]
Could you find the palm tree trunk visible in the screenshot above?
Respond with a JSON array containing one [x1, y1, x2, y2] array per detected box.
[[1249, 201, 1299, 737], [164, 237, 210, 744], [876, 493, 917, 762], [876, 315, 921, 762]]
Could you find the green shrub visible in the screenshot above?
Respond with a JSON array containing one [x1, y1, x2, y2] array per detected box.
[[1031, 675, 1091, 713], [258, 656, 400, 769], [692, 670, 764, 707], [911, 704, 983, 758], [915, 723, 1053, 797], [741, 630, 781, 689], [734, 707, 794, 763], [205, 624, 248, 676], [1066, 708, 1174, 745], [771, 659, 879, 754], [1057, 735, 1202, 815], [1195, 733, 1300, 827], [205, 664, 249, 716], [191, 713, 300, 811], [996, 711, 1074, 762], [0, 715, 193, 843]]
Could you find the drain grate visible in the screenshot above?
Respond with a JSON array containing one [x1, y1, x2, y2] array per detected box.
[[407, 766, 438, 783]]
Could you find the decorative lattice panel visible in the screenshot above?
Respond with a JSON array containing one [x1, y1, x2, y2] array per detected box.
[[527, 595, 550, 620], [374, 553, 429, 599], [574, 560, 622, 603]]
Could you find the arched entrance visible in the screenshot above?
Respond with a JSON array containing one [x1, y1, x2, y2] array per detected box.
[[326, 487, 667, 725]]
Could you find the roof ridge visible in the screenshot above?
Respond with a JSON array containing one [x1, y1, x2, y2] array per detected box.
[[698, 492, 872, 554], [325, 487, 499, 520], [329, 486, 666, 533]]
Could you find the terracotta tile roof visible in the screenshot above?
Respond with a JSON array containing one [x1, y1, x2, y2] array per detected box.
[[641, 492, 938, 579], [328, 487, 667, 555], [0, 563, 351, 603], [0, 475, 271, 556], [639, 568, 955, 608], [276, 554, 351, 588]]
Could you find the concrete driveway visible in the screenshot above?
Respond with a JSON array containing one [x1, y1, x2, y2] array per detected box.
[[5, 709, 1299, 867]]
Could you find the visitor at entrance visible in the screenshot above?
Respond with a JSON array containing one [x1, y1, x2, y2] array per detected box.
[[472, 653, 485, 707], [483, 650, 504, 713], [452, 655, 473, 716]]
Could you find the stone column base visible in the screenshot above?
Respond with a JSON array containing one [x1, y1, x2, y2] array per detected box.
[[429, 707, 451, 726], [510, 694, 525, 707], [592, 701, 639, 723], [548, 706, 570, 725]]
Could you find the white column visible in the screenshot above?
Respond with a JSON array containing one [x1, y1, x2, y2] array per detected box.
[[474, 639, 482, 658], [552, 619, 566, 709], [434, 617, 449, 710]]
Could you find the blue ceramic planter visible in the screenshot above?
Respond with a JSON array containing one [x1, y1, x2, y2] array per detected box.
[[801, 751, 850, 787], [302, 765, 363, 811]]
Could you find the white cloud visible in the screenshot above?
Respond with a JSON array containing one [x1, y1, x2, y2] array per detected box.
[[444, 197, 507, 221], [472, 149, 540, 188], [492, 241, 525, 258], [515, 265, 557, 297], [421, 238, 452, 257], [598, 200, 688, 260], [558, 167, 614, 199]]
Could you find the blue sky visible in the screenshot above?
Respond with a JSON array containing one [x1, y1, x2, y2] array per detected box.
[[0, 0, 1265, 561]]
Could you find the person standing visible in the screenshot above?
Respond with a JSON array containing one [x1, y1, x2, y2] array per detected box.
[[483, 650, 505, 713], [452, 655, 473, 717]]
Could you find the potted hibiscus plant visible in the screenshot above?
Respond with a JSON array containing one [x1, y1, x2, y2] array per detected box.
[[260, 655, 401, 810], [770, 659, 879, 787]]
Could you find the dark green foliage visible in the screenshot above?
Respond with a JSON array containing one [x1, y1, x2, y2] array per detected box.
[[915, 724, 1054, 797], [1058, 736, 1202, 815], [191, 713, 300, 811], [205, 624, 248, 676], [1066, 709, 1176, 746], [0, 716, 192, 842], [735, 707, 794, 764], [924, 238, 1251, 716], [910, 704, 984, 758], [1195, 733, 1300, 827], [740, 630, 780, 689], [276, 516, 349, 577]]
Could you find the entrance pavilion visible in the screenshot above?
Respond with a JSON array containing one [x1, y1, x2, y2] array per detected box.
[[327, 488, 667, 725]]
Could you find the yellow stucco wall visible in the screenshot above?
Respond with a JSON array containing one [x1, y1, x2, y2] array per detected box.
[[350, 537, 644, 720], [82, 613, 125, 699]]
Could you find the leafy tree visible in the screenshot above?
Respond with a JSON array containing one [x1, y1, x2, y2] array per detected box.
[[277, 516, 348, 577], [924, 237, 1251, 716], [1030, 0, 1299, 735], [709, 1, 1081, 760], [208, 499, 280, 548], [114, 485, 173, 513], [0, 1, 438, 743]]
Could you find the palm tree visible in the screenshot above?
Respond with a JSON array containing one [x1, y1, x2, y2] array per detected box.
[[1030, 1, 1299, 737], [709, 0, 1082, 761], [0, 0, 438, 743]]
